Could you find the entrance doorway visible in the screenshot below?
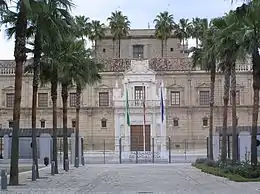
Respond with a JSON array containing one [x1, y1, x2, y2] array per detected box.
[[130, 125, 151, 151]]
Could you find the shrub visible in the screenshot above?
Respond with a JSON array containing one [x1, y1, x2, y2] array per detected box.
[[195, 158, 207, 164]]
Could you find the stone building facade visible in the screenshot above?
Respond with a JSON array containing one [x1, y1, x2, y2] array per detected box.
[[0, 29, 254, 152]]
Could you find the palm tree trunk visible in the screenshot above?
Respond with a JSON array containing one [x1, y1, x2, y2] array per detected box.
[[75, 85, 81, 166], [196, 38, 198, 48], [221, 66, 231, 163], [51, 69, 58, 174], [161, 40, 164, 57], [182, 39, 185, 54], [209, 62, 216, 160], [118, 38, 121, 58], [31, 27, 41, 179], [94, 40, 97, 58], [251, 48, 260, 167], [62, 83, 69, 170], [9, 0, 27, 186], [231, 62, 237, 163], [165, 39, 167, 58], [112, 38, 115, 58]]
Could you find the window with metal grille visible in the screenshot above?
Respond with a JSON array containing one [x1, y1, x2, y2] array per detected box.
[[40, 120, 46, 128], [99, 92, 109, 106], [69, 93, 76, 107], [133, 45, 144, 59], [134, 86, 145, 106], [202, 117, 208, 127], [170, 91, 180, 105], [9, 120, 14, 128], [6, 93, 14, 108], [230, 90, 240, 105], [101, 119, 107, 128], [199, 91, 210, 105], [173, 118, 179, 126], [72, 120, 76, 128], [38, 93, 48, 107]]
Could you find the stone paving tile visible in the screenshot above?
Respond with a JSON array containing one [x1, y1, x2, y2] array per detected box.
[[1, 163, 260, 194]]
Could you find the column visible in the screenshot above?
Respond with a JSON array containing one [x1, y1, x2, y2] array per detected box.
[[114, 112, 120, 152]]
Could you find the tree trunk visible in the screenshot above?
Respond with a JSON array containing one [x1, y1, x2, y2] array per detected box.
[[161, 40, 164, 57], [221, 66, 231, 163], [31, 27, 41, 179], [75, 85, 81, 166], [231, 62, 238, 163], [209, 62, 216, 160], [251, 48, 260, 167], [196, 38, 198, 48], [51, 68, 58, 174], [62, 84, 69, 170], [9, 0, 27, 186], [94, 40, 97, 58], [165, 39, 167, 58], [118, 38, 121, 58], [112, 38, 115, 58], [182, 39, 185, 54]]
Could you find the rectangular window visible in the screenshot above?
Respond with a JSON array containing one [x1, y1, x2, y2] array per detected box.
[[69, 93, 77, 107], [170, 91, 180, 105], [9, 120, 14, 128], [134, 86, 145, 106], [38, 93, 48, 108], [99, 92, 109, 106], [133, 45, 144, 59], [230, 90, 240, 105], [6, 93, 14, 108], [40, 120, 45, 128], [199, 91, 210, 105], [203, 118, 208, 127], [101, 119, 107, 128], [72, 120, 76, 128], [173, 119, 179, 127]]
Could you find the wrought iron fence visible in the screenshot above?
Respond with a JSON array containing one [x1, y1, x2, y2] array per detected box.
[[79, 136, 207, 164]]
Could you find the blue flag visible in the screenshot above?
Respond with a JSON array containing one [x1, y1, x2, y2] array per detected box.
[[160, 86, 164, 123]]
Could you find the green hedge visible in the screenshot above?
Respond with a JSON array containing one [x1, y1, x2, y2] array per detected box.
[[193, 163, 260, 182]]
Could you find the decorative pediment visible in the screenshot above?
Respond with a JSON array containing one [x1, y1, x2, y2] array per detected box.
[[167, 83, 184, 89], [94, 84, 112, 89], [2, 86, 14, 91], [125, 60, 155, 75], [196, 82, 210, 88], [38, 85, 51, 91]]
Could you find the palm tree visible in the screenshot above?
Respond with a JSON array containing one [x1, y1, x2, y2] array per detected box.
[[107, 10, 130, 58], [190, 23, 216, 160], [174, 18, 191, 54], [8, 0, 33, 185], [234, 1, 260, 166], [89, 20, 106, 58], [74, 15, 91, 41], [153, 11, 175, 57], [190, 18, 208, 48]]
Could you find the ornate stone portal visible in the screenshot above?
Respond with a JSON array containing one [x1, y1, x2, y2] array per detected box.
[[113, 59, 167, 160]]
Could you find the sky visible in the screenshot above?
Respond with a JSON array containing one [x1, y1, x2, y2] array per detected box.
[[0, 0, 242, 60]]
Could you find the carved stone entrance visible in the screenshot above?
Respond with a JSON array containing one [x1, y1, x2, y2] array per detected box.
[[130, 125, 151, 151]]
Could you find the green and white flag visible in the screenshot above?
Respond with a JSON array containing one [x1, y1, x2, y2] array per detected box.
[[125, 88, 130, 126]]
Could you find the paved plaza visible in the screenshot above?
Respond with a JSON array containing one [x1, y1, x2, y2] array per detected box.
[[2, 163, 260, 193]]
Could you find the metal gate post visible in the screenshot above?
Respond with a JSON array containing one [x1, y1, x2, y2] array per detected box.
[[152, 138, 155, 163], [119, 138, 122, 164], [103, 140, 106, 164], [168, 137, 171, 163]]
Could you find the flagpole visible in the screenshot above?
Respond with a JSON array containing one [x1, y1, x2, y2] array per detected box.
[[142, 84, 146, 152]]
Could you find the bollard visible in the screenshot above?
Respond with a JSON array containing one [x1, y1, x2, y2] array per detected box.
[[81, 156, 85, 166], [51, 161, 55, 175], [32, 162, 36, 181], [75, 157, 79, 168], [1, 170, 7, 190], [65, 159, 69, 172]]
